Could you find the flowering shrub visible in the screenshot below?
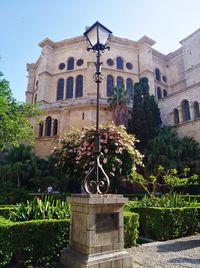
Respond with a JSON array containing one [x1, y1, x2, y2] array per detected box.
[[53, 124, 143, 192]]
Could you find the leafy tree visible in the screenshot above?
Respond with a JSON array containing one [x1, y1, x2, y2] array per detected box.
[[53, 124, 143, 193], [146, 126, 200, 174], [4, 144, 38, 188], [130, 77, 162, 150], [0, 72, 38, 150], [128, 165, 198, 197], [108, 86, 128, 129]]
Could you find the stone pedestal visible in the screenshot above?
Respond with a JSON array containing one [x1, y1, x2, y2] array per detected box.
[[60, 194, 133, 268]]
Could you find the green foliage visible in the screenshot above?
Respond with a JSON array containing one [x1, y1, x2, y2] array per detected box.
[[130, 77, 162, 150], [9, 196, 70, 221], [0, 209, 139, 266], [0, 217, 70, 267], [128, 165, 198, 197], [124, 211, 139, 247], [0, 144, 64, 195], [146, 126, 200, 173], [0, 183, 30, 205], [29, 156, 63, 192], [130, 207, 200, 240], [126, 193, 200, 209], [3, 144, 38, 188], [108, 86, 128, 128], [0, 206, 13, 218], [108, 86, 128, 108], [52, 128, 82, 192], [0, 72, 39, 151], [53, 124, 143, 193], [162, 167, 198, 193]]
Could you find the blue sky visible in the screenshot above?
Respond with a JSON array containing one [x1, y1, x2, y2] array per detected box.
[[1, 0, 200, 102]]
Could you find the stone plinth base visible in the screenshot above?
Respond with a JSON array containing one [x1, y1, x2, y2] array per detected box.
[[60, 194, 133, 268], [61, 247, 133, 268]]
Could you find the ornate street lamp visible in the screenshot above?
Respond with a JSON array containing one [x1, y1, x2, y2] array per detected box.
[[83, 21, 112, 194]]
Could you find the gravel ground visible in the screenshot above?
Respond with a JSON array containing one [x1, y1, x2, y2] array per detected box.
[[129, 235, 200, 267], [38, 235, 200, 267]]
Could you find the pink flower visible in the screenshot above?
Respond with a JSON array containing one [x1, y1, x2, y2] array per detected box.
[[103, 158, 108, 164], [104, 148, 108, 153]]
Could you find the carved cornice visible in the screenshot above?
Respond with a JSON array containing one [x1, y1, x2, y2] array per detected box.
[[37, 98, 109, 112], [110, 36, 137, 48], [152, 49, 167, 61], [166, 48, 182, 61], [180, 28, 200, 44], [38, 36, 85, 49], [137, 35, 156, 46], [27, 63, 36, 71], [38, 38, 56, 48]]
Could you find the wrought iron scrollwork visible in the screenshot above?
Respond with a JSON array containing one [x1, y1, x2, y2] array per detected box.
[[83, 154, 110, 194]]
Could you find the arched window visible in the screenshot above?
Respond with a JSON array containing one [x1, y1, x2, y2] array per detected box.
[[53, 119, 58, 136], [38, 122, 44, 137], [174, 109, 180, 124], [126, 78, 133, 99], [116, 57, 123, 70], [56, 78, 64, 100], [155, 68, 161, 81], [157, 87, 162, 99], [76, 75, 83, 97], [194, 101, 200, 119], [45, 116, 52, 136], [163, 89, 168, 97], [107, 75, 114, 97], [182, 100, 191, 121], [66, 77, 74, 99], [67, 57, 74, 70], [117, 76, 124, 88]]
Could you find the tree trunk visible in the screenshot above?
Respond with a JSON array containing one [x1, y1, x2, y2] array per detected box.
[[17, 172, 20, 187]]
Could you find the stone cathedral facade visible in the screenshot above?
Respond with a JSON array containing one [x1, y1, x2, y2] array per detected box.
[[26, 28, 200, 158]]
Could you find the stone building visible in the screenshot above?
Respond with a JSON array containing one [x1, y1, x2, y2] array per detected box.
[[26, 27, 200, 158]]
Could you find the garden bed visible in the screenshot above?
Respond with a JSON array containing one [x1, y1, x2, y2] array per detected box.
[[0, 209, 139, 267]]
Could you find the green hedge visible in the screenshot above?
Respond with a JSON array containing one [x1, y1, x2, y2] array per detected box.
[[0, 217, 70, 267], [180, 195, 200, 203], [124, 211, 139, 247], [0, 206, 13, 218], [131, 207, 200, 241], [0, 210, 139, 267]]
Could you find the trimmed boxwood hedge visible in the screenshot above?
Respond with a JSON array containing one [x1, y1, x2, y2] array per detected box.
[[124, 211, 139, 247], [0, 217, 70, 267], [131, 207, 200, 241], [0, 211, 139, 267]]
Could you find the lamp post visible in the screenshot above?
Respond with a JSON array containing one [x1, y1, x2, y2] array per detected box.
[[83, 21, 112, 194]]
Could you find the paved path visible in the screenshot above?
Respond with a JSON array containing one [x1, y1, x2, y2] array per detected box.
[[129, 235, 200, 267]]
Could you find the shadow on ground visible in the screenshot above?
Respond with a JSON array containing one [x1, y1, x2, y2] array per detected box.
[[156, 239, 200, 252], [168, 257, 200, 265]]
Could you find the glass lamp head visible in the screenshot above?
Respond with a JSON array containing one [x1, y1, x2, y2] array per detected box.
[[84, 21, 112, 51]]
